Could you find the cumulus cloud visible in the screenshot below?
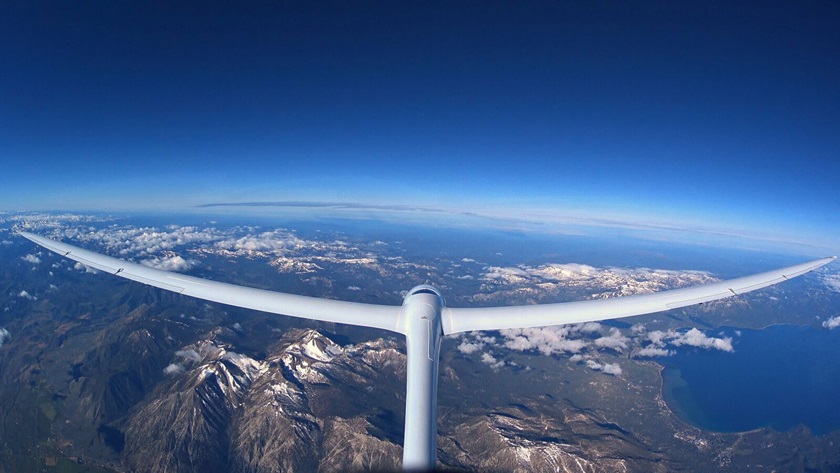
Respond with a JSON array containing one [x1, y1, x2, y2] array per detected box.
[[73, 262, 97, 274], [480, 352, 506, 370], [163, 363, 185, 375], [456, 334, 497, 355], [585, 359, 622, 376], [822, 315, 840, 329], [214, 230, 307, 254], [636, 346, 673, 357], [647, 330, 669, 347], [0, 328, 10, 347], [466, 323, 639, 361], [21, 254, 41, 264], [669, 328, 733, 352], [576, 322, 602, 333], [482, 266, 531, 283], [500, 326, 588, 355], [141, 254, 195, 271], [594, 328, 631, 352], [457, 340, 484, 354], [18, 290, 35, 300], [639, 328, 734, 356]]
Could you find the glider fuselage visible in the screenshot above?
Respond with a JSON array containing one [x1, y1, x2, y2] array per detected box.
[[400, 285, 444, 471]]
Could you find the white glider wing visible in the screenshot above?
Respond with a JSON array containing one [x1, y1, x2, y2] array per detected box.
[[21, 232, 834, 337], [20, 232, 404, 334], [442, 256, 835, 334]]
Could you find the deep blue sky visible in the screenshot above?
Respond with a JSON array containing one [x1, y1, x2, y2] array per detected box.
[[2, 2, 838, 251]]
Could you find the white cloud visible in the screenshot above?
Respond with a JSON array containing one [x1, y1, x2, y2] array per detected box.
[[0, 328, 10, 347], [73, 262, 97, 274], [215, 230, 307, 254], [18, 290, 35, 300], [20, 219, 423, 287], [823, 315, 840, 329], [480, 352, 505, 370], [475, 261, 719, 305], [175, 349, 202, 362], [824, 275, 840, 293], [635, 327, 734, 356], [575, 322, 603, 333], [163, 363, 185, 375], [585, 359, 622, 376], [500, 326, 587, 355], [482, 266, 531, 283], [594, 328, 630, 352], [457, 340, 484, 354], [602, 363, 622, 376], [636, 346, 673, 357], [21, 254, 41, 264], [141, 254, 195, 271], [456, 334, 497, 355], [670, 328, 733, 352]]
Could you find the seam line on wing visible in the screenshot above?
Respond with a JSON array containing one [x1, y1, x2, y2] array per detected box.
[[166, 275, 210, 286]]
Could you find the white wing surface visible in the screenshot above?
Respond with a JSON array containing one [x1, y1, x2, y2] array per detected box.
[[21, 232, 834, 337], [19, 232, 404, 334], [442, 256, 835, 334]]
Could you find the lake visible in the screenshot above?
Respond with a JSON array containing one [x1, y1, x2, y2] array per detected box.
[[660, 324, 840, 435]]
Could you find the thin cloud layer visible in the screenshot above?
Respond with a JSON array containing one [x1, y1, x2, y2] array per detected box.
[[176, 349, 203, 362], [21, 218, 421, 284], [475, 261, 719, 306], [824, 275, 840, 293], [163, 363, 185, 375]]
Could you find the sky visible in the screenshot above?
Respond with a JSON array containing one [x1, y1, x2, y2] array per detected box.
[[1, 1, 838, 251]]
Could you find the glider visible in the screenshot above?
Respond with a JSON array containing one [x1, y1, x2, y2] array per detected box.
[[19, 231, 835, 471]]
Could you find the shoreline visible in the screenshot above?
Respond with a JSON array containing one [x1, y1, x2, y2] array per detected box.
[[653, 322, 838, 436]]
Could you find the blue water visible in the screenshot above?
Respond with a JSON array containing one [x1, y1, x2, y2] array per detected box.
[[660, 325, 840, 435]]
